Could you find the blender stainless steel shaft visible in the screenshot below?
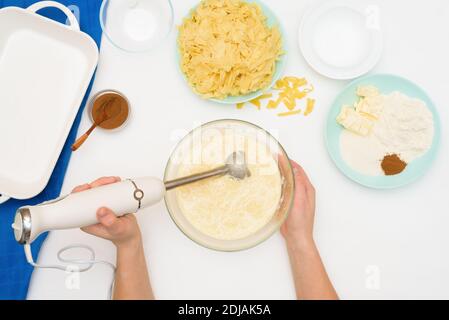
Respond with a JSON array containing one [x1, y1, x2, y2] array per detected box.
[[164, 151, 250, 190]]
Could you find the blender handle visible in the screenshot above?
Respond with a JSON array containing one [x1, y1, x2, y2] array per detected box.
[[19, 177, 166, 244]]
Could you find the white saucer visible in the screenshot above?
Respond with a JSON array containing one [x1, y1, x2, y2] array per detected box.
[[299, 0, 383, 80]]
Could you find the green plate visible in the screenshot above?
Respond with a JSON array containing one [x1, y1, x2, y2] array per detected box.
[[325, 74, 441, 189], [176, 0, 287, 104]]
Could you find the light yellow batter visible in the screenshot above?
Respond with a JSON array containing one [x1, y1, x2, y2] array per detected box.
[[176, 134, 282, 240]]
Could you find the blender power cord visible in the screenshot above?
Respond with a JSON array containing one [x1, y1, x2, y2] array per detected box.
[[24, 243, 116, 299]]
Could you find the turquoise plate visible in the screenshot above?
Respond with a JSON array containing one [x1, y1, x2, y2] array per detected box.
[[325, 74, 441, 189], [176, 0, 287, 104]]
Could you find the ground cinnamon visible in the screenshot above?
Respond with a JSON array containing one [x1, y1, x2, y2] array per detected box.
[[92, 91, 129, 130], [381, 154, 407, 176]]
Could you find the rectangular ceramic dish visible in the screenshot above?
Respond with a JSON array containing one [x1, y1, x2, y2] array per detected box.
[[0, 1, 99, 203]]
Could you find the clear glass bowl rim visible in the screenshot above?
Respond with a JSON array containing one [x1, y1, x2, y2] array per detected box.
[[99, 0, 175, 53], [163, 119, 296, 252]]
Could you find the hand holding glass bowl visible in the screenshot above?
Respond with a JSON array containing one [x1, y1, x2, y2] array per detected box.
[[164, 120, 295, 251]]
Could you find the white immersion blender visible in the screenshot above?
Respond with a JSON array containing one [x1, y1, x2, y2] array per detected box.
[[12, 152, 250, 269]]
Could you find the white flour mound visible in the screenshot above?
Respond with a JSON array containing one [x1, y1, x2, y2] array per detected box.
[[340, 91, 434, 176]]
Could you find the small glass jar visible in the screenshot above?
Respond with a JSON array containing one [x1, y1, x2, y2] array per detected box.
[[100, 0, 174, 53], [87, 90, 131, 132]]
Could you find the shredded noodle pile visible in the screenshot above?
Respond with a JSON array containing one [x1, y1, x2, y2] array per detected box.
[[178, 0, 283, 99]]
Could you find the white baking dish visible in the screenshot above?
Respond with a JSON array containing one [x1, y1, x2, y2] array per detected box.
[[0, 1, 99, 204]]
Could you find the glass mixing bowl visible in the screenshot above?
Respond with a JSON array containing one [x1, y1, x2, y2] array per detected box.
[[100, 0, 174, 52], [164, 119, 295, 251]]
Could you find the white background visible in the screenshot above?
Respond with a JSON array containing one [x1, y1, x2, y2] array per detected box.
[[27, 0, 449, 300]]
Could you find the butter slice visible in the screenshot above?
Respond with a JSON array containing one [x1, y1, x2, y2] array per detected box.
[[355, 94, 384, 119], [356, 85, 380, 98], [337, 106, 374, 136]]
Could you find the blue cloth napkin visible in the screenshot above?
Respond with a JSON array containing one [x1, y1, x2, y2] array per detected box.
[[0, 0, 102, 300]]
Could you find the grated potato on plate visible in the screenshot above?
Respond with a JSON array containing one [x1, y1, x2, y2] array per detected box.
[[178, 0, 283, 99]]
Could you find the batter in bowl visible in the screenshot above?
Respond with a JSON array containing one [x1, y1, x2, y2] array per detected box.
[[176, 133, 282, 241]]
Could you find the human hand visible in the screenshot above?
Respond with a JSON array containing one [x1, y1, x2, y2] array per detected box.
[[72, 177, 142, 249], [281, 160, 316, 250]]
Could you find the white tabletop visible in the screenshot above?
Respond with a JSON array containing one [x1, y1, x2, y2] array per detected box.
[[27, 0, 449, 300]]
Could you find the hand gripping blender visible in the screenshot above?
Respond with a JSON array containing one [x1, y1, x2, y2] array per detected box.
[[12, 152, 249, 268], [12, 178, 165, 246]]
